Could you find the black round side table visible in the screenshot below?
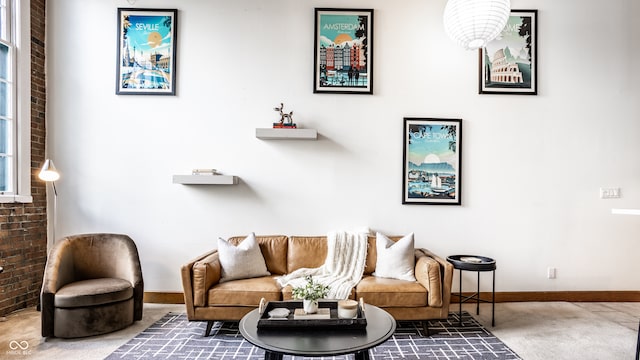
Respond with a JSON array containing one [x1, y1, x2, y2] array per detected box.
[[447, 255, 496, 327]]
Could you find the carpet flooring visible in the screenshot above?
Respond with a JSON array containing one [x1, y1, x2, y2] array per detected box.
[[106, 311, 521, 359]]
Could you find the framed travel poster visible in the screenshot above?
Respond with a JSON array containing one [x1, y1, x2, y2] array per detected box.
[[479, 10, 537, 95], [402, 118, 462, 205], [313, 8, 373, 94], [116, 8, 177, 95]]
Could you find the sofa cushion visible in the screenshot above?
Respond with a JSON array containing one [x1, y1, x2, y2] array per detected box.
[[228, 235, 288, 275], [373, 232, 416, 281], [355, 275, 427, 307], [208, 276, 282, 306], [218, 233, 271, 283], [287, 236, 328, 272], [364, 235, 406, 275], [54, 278, 133, 308], [364, 236, 376, 275]]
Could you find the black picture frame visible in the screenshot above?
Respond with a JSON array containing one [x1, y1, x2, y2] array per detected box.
[[402, 118, 462, 205], [479, 10, 537, 95], [313, 8, 374, 94], [116, 8, 178, 95]]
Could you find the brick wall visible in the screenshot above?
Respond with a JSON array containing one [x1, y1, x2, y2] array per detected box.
[[0, 0, 47, 317]]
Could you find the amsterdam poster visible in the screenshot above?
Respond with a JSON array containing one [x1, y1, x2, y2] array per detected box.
[[313, 8, 373, 94]]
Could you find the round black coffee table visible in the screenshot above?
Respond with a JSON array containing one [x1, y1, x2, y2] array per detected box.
[[239, 304, 396, 360], [447, 255, 497, 327]]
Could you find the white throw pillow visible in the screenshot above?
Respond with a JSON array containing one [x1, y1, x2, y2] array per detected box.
[[373, 232, 416, 281], [218, 232, 271, 283]]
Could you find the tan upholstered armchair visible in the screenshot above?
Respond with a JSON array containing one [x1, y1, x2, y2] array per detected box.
[[41, 233, 144, 338]]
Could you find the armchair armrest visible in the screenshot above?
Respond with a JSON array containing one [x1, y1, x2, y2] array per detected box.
[[42, 240, 76, 294], [180, 250, 221, 318], [41, 239, 76, 337], [107, 235, 144, 321], [414, 248, 454, 308]]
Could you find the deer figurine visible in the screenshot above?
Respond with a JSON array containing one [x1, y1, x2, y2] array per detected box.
[[274, 103, 294, 125]]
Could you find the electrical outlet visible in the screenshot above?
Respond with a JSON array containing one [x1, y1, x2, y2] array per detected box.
[[547, 267, 556, 279], [600, 187, 621, 199]]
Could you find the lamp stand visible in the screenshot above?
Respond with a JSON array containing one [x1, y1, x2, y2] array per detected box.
[[44, 181, 58, 254]]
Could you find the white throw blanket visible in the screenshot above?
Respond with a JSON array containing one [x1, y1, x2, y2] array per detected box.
[[276, 230, 369, 300]]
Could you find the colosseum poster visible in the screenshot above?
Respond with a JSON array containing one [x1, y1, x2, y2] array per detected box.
[[313, 8, 373, 94], [480, 10, 537, 95]]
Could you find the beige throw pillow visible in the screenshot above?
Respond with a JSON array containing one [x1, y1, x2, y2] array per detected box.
[[218, 232, 270, 283], [373, 232, 416, 281]]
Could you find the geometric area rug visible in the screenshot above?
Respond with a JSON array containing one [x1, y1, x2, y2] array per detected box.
[[105, 311, 521, 359]]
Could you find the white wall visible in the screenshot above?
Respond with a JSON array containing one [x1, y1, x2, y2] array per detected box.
[[46, 0, 640, 293]]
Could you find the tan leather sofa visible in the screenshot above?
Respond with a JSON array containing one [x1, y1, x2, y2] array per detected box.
[[181, 235, 453, 336]]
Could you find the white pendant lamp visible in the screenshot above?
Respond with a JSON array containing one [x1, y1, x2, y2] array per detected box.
[[443, 0, 511, 50]]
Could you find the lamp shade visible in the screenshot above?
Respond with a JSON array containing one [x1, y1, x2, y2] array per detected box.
[[39, 159, 60, 182], [443, 0, 511, 50]]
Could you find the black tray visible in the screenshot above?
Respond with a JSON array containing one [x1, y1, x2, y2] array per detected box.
[[257, 300, 367, 330], [447, 255, 496, 271]]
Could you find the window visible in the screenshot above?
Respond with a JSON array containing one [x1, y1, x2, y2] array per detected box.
[[0, 0, 30, 203], [1, 0, 15, 193]]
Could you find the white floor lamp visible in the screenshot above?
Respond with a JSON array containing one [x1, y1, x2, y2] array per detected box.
[[39, 159, 60, 252]]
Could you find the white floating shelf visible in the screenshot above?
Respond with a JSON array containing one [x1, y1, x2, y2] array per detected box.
[[256, 128, 318, 140], [172, 175, 238, 185], [611, 208, 640, 215]]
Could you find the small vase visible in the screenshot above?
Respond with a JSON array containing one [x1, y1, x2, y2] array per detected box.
[[303, 299, 318, 314]]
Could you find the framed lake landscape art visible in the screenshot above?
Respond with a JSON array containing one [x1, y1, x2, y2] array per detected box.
[[313, 8, 373, 94], [402, 118, 462, 205], [479, 9, 537, 95], [116, 8, 177, 95]]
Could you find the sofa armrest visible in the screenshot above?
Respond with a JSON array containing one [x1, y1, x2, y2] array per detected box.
[[414, 248, 454, 308], [181, 250, 221, 318]]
